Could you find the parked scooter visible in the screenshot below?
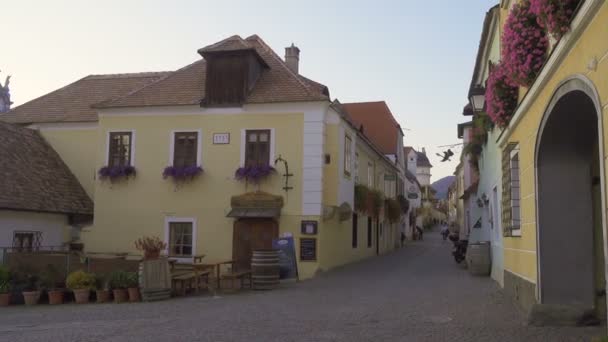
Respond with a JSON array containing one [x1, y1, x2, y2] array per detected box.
[[448, 233, 468, 264]]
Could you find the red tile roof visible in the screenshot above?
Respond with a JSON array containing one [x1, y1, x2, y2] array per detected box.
[[99, 35, 330, 108], [0, 121, 93, 214], [1, 72, 169, 124], [342, 101, 401, 156]]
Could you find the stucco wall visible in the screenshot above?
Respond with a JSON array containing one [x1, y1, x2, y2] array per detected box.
[[501, 2, 608, 294], [0, 210, 69, 253]]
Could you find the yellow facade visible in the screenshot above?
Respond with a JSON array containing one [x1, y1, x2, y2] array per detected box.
[[500, 1, 608, 301]]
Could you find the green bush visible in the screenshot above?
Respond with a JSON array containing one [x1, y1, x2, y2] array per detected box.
[[109, 271, 138, 289], [40, 264, 64, 290], [66, 270, 96, 290]]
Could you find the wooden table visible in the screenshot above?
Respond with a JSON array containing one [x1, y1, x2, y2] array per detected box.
[[169, 255, 210, 295], [200, 260, 234, 290]]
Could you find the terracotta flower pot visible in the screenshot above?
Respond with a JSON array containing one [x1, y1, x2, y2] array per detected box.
[[144, 250, 160, 260], [0, 293, 9, 306], [113, 289, 128, 303], [73, 289, 90, 304], [128, 287, 140, 302], [22, 291, 41, 306], [48, 290, 64, 305], [96, 290, 111, 303]]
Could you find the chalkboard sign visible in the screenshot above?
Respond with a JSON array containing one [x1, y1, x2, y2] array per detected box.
[[272, 237, 298, 280], [300, 238, 317, 261]]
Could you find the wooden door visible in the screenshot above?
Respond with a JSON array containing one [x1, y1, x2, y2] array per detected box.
[[233, 219, 278, 270]]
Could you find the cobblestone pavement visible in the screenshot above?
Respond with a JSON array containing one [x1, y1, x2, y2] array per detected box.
[[0, 229, 604, 342]]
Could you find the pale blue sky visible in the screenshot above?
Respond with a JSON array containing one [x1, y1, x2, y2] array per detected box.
[[4, 0, 497, 180]]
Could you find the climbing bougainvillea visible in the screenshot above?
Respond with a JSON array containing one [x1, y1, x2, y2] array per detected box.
[[485, 62, 518, 128], [502, 0, 548, 87], [530, 0, 581, 39]]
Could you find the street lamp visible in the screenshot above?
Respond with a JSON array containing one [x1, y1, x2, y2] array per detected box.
[[469, 86, 486, 113]]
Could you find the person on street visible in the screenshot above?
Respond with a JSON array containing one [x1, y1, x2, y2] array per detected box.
[[400, 232, 406, 247], [415, 226, 423, 240], [441, 225, 449, 241]]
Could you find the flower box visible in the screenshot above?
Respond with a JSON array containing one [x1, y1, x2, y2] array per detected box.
[[98, 165, 136, 182], [162, 165, 203, 183], [234, 165, 276, 183]]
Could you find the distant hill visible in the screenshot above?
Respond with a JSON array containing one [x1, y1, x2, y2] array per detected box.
[[431, 176, 456, 200]]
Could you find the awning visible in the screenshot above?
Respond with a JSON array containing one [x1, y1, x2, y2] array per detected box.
[[226, 207, 281, 218]]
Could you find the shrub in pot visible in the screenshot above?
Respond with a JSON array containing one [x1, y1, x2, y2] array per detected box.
[[0, 266, 10, 306], [66, 270, 96, 304], [126, 272, 140, 302], [109, 271, 130, 303], [134, 236, 167, 260], [95, 275, 111, 303], [40, 265, 65, 305], [22, 274, 41, 306]]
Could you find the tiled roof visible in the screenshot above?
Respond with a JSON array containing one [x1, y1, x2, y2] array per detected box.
[[0, 121, 93, 215], [416, 151, 433, 168], [404, 146, 415, 157], [1, 72, 168, 124], [342, 101, 401, 156], [99, 35, 330, 108]]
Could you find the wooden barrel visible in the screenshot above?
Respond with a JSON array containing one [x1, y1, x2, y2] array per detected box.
[[251, 249, 280, 290], [467, 242, 491, 276]]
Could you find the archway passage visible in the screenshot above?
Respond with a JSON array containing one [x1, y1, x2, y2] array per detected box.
[[537, 88, 606, 320]]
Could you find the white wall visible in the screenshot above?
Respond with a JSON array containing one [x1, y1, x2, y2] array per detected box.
[[0, 210, 69, 260], [416, 166, 432, 186]]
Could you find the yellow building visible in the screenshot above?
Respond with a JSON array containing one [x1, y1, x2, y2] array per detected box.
[[2, 35, 404, 280], [492, 0, 608, 322]]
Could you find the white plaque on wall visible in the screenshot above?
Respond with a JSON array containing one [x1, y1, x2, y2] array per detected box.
[[213, 133, 230, 144]]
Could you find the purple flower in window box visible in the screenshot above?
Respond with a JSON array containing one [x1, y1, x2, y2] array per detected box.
[[98, 165, 137, 182], [234, 165, 276, 183], [162, 165, 204, 182]]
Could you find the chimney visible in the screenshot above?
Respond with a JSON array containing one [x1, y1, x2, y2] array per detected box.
[[422, 147, 426, 155], [285, 43, 300, 74]]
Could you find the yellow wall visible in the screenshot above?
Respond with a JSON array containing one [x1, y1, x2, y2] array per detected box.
[[501, 3, 608, 285], [40, 128, 98, 198]]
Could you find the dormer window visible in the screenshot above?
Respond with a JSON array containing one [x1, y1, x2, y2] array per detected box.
[[199, 37, 269, 107]]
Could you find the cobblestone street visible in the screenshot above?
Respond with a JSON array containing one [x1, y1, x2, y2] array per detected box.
[[0, 229, 604, 342]]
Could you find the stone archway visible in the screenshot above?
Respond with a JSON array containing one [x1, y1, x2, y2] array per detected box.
[[535, 76, 606, 322]]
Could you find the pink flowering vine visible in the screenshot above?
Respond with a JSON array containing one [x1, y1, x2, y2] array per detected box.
[[485, 62, 518, 128], [530, 0, 581, 39], [502, 0, 549, 87]]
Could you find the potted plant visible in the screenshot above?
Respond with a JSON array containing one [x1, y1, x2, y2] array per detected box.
[[40, 265, 65, 305], [22, 274, 41, 306], [95, 275, 111, 303], [134, 236, 167, 260], [0, 266, 10, 306], [234, 165, 276, 184], [98, 165, 137, 183], [109, 271, 130, 303], [126, 272, 140, 302], [66, 270, 96, 304]]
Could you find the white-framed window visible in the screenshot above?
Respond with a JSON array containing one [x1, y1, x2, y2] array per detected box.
[[509, 148, 521, 236], [106, 130, 136, 167], [354, 152, 359, 183], [169, 130, 202, 167], [367, 162, 374, 187], [344, 134, 352, 177], [164, 217, 197, 261], [240, 128, 275, 167]]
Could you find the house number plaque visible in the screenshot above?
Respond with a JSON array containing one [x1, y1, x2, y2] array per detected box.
[[213, 133, 230, 144]]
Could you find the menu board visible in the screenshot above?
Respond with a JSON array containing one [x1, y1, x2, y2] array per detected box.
[[272, 237, 298, 280], [300, 238, 317, 261]]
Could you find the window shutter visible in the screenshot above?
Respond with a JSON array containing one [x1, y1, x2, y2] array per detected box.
[[501, 143, 517, 237], [245, 130, 271, 166]]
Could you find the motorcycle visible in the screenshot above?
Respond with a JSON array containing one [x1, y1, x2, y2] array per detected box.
[[448, 233, 468, 264]]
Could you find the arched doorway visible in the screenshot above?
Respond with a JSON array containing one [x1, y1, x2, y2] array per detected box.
[[536, 77, 606, 320]]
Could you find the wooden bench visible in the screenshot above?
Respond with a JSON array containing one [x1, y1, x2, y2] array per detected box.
[[220, 265, 252, 290], [171, 264, 211, 296]]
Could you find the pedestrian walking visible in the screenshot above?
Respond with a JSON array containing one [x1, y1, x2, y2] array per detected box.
[[441, 225, 449, 241], [415, 226, 423, 240], [400, 232, 406, 247]]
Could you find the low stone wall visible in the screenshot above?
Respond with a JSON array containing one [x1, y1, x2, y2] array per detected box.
[[504, 270, 537, 313]]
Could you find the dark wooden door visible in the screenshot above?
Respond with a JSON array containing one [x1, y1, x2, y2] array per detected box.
[[233, 219, 278, 270]]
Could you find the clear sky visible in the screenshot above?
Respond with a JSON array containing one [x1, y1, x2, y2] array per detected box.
[[4, 0, 498, 181]]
